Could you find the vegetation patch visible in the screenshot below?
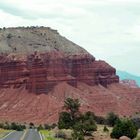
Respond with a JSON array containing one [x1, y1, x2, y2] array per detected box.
[[0, 129, 13, 138], [40, 130, 63, 140]]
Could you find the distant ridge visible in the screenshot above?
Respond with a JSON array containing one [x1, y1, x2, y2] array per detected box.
[[117, 70, 140, 86]]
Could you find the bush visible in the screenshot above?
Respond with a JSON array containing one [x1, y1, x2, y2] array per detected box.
[[29, 122, 34, 128], [107, 112, 119, 127], [72, 130, 84, 140], [10, 122, 24, 131], [3, 122, 11, 130], [44, 124, 51, 130], [111, 119, 137, 139], [7, 33, 12, 39], [131, 117, 140, 129], [0, 123, 4, 129], [0, 122, 25, 131], [16, 125, 23, 131], [58, 112, 73, 129], [103, 126, 109, 132], [50, 123, 57, 129], [55, 131, 66, 139], [37, 124, 44, 131], [95, 116, 106, 125]]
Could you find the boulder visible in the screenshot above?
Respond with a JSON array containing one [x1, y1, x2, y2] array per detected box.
[[119, 136, 131, 140]]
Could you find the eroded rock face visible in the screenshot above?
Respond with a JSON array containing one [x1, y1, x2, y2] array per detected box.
[[120, 79, 139, 88], [0, 51, 119, 94]]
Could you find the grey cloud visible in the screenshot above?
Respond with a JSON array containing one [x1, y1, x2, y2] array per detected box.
[[0, 1, 82, 20]]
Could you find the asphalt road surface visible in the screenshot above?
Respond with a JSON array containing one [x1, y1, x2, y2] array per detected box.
[[24, 129, 41, 140], [2, 131, 24, 140], [2, 129, 41, 140]]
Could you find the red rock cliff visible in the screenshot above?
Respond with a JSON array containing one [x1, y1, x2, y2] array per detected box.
[[0, 50, 119, 94]]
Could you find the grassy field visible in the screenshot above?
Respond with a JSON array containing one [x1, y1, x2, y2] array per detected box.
[[0, 129, 13, 138]]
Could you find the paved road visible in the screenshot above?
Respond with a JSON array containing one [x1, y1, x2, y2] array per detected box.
[[24, 129, 41, 140], [2, 131, 24, 140]]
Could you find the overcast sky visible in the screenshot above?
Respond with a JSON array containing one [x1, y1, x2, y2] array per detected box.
[[0, 0, 140, 75]]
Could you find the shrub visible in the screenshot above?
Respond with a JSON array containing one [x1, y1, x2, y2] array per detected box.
[[37, 124, 44, 131], [131, 117, 140, 129], [58, 112, 73, 129], [44, 124, 51, 130], [16, 125, 23, 131], [10, 122, 24, 131], [50, 123, 57, 129], [111, 119, 137, 139], [0, 123, 4, 129], [77, 112, 97, 135], [72, 130, 84, 140], [29, 122, 34, 128], [55, 130, 66, 139], [3, 122, 11, 130], [95, 116, 107, 125], [107, 112, 119, 126], [10, 122, 16, 130], [7, 33, 12, 39], [103, 126, 109, 132]]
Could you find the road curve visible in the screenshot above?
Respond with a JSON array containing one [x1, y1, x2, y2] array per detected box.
[[2, 131, 24, 140], [24, 129, 41, 140]]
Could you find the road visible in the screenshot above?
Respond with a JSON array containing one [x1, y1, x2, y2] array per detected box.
[[24, 129, 41, 140], [2, 129, 41, 140], [2, 131, 24, 140]]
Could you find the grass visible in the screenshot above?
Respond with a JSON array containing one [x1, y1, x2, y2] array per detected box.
[[40, 130, 63, 140], [0, 129, 13, 138], [40, 125, 140, 140], [134, 130, 140, 140]]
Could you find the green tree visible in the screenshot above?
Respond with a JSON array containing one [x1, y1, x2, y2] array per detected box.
[[58, 112, 73, 129], [73, 112, 97, 136], [107, 112, 119, 126], [64, 98, 80, 122], [58, 98, 97, 140], [111, 119, 137, 139]]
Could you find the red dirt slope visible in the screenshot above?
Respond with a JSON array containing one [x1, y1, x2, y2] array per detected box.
[[0, 82, 139, 124]]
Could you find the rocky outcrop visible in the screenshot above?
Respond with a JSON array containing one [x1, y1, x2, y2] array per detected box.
[[120, 79, 139, 88], [0, 51, 119, 94]]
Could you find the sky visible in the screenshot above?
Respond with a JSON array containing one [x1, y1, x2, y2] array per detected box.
[[0, 0, 140, 75]]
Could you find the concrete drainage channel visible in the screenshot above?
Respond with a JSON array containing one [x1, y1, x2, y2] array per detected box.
[[0, 129, 42, 140]]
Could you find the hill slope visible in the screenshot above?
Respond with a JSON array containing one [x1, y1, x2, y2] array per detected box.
[[0, 82, 139, 124], [0, 27, 88, 56]]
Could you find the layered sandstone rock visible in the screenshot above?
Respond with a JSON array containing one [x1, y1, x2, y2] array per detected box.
[[0, 27, 119, 94], [0, 51, 119, 94]]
